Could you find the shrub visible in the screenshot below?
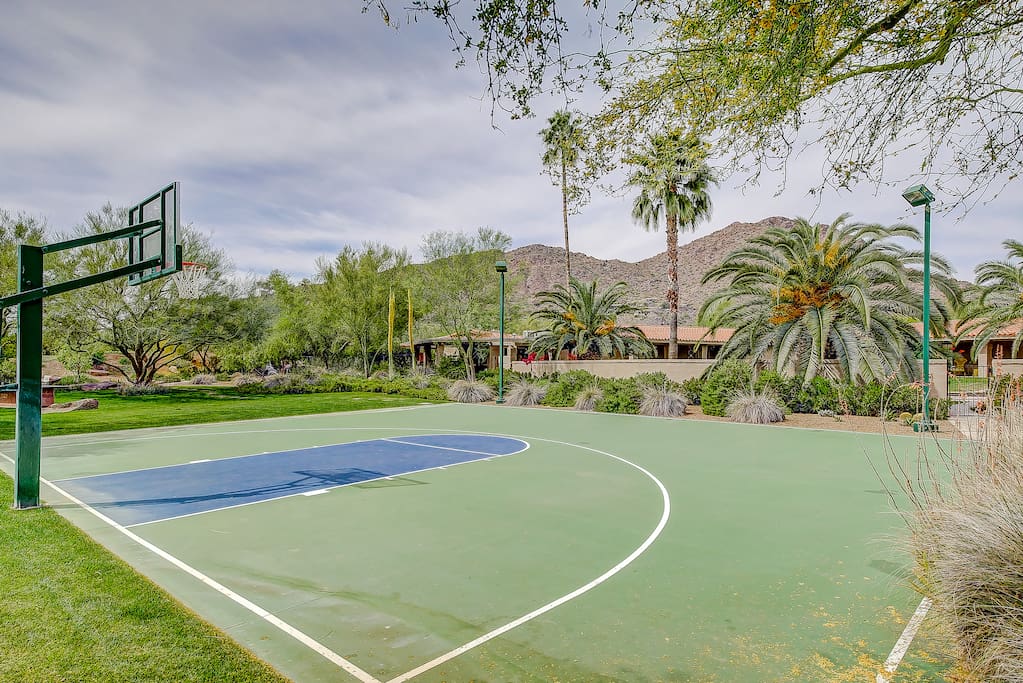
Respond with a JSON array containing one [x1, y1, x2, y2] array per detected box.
[[700, 360, 753, 417], [0, 358, 14, 383], [639, 387, 688, 417], [504, 378, 547, 406], [435, 355, 467, 379], [573, 385, 603, 411], [596, 378, 642, 414], [543, 370, 596, 407], [447, 379, 494, 403], [191, 374, 218, 385], [117, 383, 169, 396], [680, 376, 705, 405], [726, 389, 785, 424], [898, 393, 1023, 682]]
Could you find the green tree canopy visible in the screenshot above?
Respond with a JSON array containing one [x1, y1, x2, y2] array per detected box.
[[371, 0, 1023, 205], [540, 109, 588, 285], [0, 209, 47, 356], [46, 204, 253, 385], [956, 239, 1023, 362], [626, 131, 715, 359], [698, 214, 959, 384], [528, 278, 653, 360], [416, 227, 512, 380]]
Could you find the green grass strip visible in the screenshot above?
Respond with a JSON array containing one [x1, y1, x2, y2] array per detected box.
[[0, 387, 439, 439], [0, 470, 290, 682]]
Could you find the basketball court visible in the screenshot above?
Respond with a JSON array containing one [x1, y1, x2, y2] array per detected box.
[[0, 403, 953, 681]]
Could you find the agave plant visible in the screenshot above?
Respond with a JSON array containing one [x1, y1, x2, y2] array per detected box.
[[529, 278, 654, 359], [505, 378, 547, 406], [639, 386, 688, 417], [726, 389, 785, 424], [447, 379, 494, 403], [573, 385, 604, 411]]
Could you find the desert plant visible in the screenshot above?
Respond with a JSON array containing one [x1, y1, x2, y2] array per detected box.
[[543, 369, 596, 407], [895, 391, 1023, 682], [700, 359, 753, 416], [639, 386, 688, 417], [596, 378, 642, 414], [679, 376, 704, 405], [505, 378, 547, 406], [726, 389, 785, 424], [447, 379, 494, 403], [117, 383, 168, 396], [191, 373, 218, 385], [573, 385, 603, 411]]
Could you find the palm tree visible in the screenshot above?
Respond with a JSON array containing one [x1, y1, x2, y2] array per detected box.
[[956, 239, 1023, 362], [528, 278, 654, 360], [697, 215, 959, 384], [626, 131, 715, 359], [540, 110, 587, 285]]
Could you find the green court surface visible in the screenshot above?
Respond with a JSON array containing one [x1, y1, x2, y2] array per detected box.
[[0, 404, 954, 682]]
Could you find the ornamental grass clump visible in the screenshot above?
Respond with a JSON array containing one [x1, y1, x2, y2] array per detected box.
[[190, 374, 217, 385], [895, 390, 1023, 682], [639, 386, 688, 417], [573, 385, 603, 411], [725, 389, 785, 424], [505, 378, 547, 406], [447, 379, 494, 403]]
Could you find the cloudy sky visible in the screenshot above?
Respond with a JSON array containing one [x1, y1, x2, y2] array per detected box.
[[1, 1, 1018, 281]]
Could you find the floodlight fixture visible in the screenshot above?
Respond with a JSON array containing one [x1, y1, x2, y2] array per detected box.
[[495, 260, 508, 273], [901, 184, 935, 207]]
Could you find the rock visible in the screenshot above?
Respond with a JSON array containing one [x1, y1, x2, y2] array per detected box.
[[68, 398, 99, 411]]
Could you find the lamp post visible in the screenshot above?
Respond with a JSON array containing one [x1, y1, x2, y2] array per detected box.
[[495, 260, 508, 404], [901, 183, 938, 432]]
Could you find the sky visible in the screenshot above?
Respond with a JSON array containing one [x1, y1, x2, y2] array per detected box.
[[1, 1, 1019, 282]]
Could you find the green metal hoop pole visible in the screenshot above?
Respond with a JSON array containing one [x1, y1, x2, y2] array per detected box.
[[14, 245, 44, 509], [921, 202, 932, 429]]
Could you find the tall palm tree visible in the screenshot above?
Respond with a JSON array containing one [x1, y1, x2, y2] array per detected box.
[[540, 110, 588, 285], [528, 278, 654, 360], [697, 215, 959, 384], [956, 239, 1023, 361], [626, 131, 715, 359]]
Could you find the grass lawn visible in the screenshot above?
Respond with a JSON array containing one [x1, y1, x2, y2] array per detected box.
[[0, 386, 440, 439], [0, 471, 291, 682]]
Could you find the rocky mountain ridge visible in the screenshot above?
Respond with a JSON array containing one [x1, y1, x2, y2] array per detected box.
[[505, 216, 797, 325]]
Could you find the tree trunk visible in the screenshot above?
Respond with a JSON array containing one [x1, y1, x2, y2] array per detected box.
[[666, 214, 679, 360], [562, 159, 571, 286]]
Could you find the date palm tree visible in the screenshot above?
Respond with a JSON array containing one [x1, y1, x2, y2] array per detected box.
[[540, 110, 588, 285], [956, 239, 1023, 361], [528, 278, 654, 360], [626, 131, 715, 359], [698, 215, 959, 384]]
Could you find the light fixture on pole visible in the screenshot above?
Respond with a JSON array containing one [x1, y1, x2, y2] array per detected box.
[[495, 260, 508, 404], [902, 183, 938, 432]]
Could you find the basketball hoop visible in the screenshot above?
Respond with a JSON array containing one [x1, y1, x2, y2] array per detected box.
[[172, 262, 209, 299]]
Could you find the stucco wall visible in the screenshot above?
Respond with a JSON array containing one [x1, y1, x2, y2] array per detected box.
[[512, 359, 716, 382]]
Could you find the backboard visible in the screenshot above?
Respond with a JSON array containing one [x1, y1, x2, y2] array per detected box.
[[128, 181, 181, 284]]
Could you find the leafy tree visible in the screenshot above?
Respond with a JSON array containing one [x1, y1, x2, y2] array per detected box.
[[539, 110, 588, 284], [370, 1, 1023, 206], [314, 243, 410, 377], [259, 271, 329, 368], [528, 278, 653, 360], [417, 227, 512, 381], [46, 204, 252, 385], [626, 131, 715, 359], [956, 239, 1023, 362], [0, 209, 47, 358], [698, 215, 959, 384]]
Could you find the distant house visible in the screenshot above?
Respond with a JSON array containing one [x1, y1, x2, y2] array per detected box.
[[633, 326, 734, 359], [937, 321, 1023, 376]]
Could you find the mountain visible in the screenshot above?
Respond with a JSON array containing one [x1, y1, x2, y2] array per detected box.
[[505, 216, 796, 325]]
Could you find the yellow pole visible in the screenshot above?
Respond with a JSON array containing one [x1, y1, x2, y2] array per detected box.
[[388, 289, 395, 377], [407, 287, 415, 369]]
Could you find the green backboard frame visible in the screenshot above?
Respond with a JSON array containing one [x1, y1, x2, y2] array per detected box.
[[128, 181, 181, 284]]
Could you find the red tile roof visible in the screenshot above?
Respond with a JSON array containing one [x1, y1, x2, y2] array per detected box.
[[635, 325, 735, 343], [914, 320, 1023, 340]]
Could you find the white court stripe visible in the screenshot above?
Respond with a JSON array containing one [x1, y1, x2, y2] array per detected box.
[[876, 597, 932, 683], [301, 489, 329, 497], [0, 450, 382, 683], [386, 437, 671, 683], [382, 437, 519, 458]]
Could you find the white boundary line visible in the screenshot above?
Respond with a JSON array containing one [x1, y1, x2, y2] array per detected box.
[[0, 449, 383, 683], [876, 597, 932, 683], [385, 433, 672, 683]]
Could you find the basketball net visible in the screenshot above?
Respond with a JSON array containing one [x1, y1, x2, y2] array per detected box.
[[172, 262, 209, 299]]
